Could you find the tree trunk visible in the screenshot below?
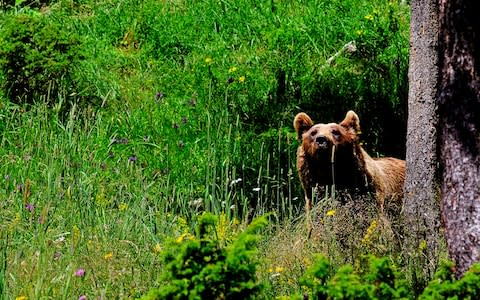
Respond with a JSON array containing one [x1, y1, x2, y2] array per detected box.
[[403, 0, 442, 288], [438, 0, 480, 278]]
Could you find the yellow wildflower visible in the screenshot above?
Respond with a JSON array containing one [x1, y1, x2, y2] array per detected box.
[[72, 225, 80, 245], [238, 76, 246, 83], [205, 57, 213, 65], [418, 240, 428, 251], [364, 15, 374, 21], [177, 216, 188, 231], [119, 203, 128, 211], [9, 213, 21, 231], [175, 233, 194, 244], [275, 266, 284, 273], [217, 213, 230, 242], [176, 234, 185, 244], [104, 252, 113, 260], [326, 209, 336, 217], [361, 220, 378, 244], [16, 296, 27, 300], [228, 66, 238, 73], [356, 30, 364, 36], [153, 243, 162, 253]]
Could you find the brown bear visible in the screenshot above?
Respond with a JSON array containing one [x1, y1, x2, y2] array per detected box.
[[293, 111, 405, 211]]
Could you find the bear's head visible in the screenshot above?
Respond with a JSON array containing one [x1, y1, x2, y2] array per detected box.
[[293, 111, 361, 159]]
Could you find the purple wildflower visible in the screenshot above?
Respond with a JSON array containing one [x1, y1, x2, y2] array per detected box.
[[128, 156, 137, 163], [75, 268, 85, 277], [79, 295, 87, 300], [25, 203, 35, 212]]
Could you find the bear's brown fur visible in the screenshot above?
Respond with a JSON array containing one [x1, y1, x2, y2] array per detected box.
[[294, 111, 405, 211]]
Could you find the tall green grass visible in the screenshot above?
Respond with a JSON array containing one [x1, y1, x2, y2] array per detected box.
[[0, 94, 299, 298]]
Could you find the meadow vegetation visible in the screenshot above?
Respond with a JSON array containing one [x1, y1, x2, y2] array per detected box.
[[2, 0, 475, 299]]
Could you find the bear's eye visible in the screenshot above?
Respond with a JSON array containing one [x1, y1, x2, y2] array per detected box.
[[331, 129, 341, 140], [310, 130, 317, 137]]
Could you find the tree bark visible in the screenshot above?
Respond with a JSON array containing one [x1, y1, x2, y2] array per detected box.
[[438, 0, 480, 278], [403, 0, 442, 287]]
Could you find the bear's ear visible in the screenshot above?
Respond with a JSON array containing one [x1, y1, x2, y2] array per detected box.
[[294, 113, 314, 141], [340, 110, 361, 134]]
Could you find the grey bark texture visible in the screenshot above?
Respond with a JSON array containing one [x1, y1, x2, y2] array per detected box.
[[403, 0, 442, 285], [438, 0, 480, 278]]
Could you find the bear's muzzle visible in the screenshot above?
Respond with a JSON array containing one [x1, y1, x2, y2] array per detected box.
[[315, 135, 330, 150]]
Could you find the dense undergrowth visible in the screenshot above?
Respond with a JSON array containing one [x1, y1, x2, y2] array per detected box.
[[1, 0, 469, 299]]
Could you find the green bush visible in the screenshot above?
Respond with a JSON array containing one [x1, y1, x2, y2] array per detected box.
[[420, 261, 480, 300], [300, 256, 411, 300], [142, 213, 268, 300], [297, 256, 480, 300], [0, 12, 83, 105]]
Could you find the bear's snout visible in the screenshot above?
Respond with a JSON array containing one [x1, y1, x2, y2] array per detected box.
[[315, 135, 330, 149]]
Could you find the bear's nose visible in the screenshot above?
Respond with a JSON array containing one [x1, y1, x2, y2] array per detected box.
[[315, 135, 329, 148]]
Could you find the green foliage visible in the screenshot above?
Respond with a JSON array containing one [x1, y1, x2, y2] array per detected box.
[[0, 11, 83, 105], [299, 255, 332, 299], [297, 257, 480, 300], [420, 262, 480, 300], [142, 213, 267, 300], [299, 256, 411, 300]]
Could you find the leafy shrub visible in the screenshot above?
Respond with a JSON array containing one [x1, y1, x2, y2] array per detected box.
[[142, 213, 267, 300], [299, 255, 411, 300], [0, 12, 83, 105], [420, 261, 480, 300], [297, 256, 480, 300]]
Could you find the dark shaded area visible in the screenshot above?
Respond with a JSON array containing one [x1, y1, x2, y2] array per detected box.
[[305, 82, 407, 159], [0, 0, 53, 9]]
